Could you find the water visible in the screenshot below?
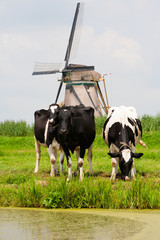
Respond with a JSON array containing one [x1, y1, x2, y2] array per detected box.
[[1, 208, 160, 240], [0, 208, 142, 240]]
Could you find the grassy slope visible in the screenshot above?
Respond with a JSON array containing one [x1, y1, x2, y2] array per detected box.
[[0, 129, 160, 209]]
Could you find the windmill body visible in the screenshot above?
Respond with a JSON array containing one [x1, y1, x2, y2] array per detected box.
[[63, 64, 102, 116], [33, 3, 109, 116]]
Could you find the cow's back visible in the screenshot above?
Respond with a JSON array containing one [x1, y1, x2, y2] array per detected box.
[[103, 106, 142, 147], [34, 109, 49, 144], [71, 107, 95, 150]]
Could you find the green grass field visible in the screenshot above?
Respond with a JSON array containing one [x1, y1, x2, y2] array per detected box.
[[0, 116, 160, 209]]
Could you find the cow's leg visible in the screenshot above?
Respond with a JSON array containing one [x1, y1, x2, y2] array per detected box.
[[110, 157, 118, 181], [47, 145, 57, 177], [59, 150, 65, 174], [131, 161, 136, 179], [78, 148, 85, 181], [67, 155, 72, 181], [131, 146, 136, 179], [53, 148, 58, 174], [76, 147, 80, 174], [87, 145, 93, 174], [34, 138, 41, 173], [63, 147, 72, 181]]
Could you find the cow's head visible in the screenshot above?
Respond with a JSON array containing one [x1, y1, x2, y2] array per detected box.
[[48, 104, 60, 128], [108, 150, 143, 180], [58, 107, 72, 135], [49, 104, 59, 117]]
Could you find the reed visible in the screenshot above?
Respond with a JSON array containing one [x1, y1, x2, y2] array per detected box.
[[0, 120, 33, 136], [0, 113, 160, 136]]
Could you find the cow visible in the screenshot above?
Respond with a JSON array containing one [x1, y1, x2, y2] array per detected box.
[[103, 106, 144, 181], [34, 103, 64, 176], [51, 104, 96, 181]]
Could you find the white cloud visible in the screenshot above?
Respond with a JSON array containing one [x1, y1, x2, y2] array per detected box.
[[77, 26, 147, 76]]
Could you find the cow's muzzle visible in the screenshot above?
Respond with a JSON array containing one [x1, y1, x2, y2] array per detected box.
[[59, 129, 68, 134], [122, 175, 130, 181]]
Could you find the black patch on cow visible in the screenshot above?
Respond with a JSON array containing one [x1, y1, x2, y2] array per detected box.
[[34, 104, 59, 147], [127, 117, 142, 137], [128, 117, 135, 126], [119, 158, 133, 180], [136, 118, 142, 137], [34, 110, 50, 143], [108, 122, 135, 148]]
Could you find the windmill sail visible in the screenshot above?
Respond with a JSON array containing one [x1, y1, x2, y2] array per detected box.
[[55, 2, 84, 103], [32, 2, 107, 116], [32, 62, 62, 75], [64, 2, 84, 67]]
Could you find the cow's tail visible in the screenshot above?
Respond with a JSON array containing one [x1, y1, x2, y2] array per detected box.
[[139, 140, 147, 149]]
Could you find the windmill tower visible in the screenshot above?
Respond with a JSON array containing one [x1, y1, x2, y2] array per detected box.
[[32, 2, 109, 116]]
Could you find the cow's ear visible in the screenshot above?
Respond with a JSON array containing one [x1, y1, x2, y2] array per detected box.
[[131, 152, 143, 158], [108, 152, 121, 158]]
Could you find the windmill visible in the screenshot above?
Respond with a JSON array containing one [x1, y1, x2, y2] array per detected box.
[[32, 2, 109, 116]]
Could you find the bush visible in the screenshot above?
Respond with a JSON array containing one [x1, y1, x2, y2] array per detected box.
[[0, 113, 160, 137], [141, 114, 160, 132], [0, 120, 33, 136]]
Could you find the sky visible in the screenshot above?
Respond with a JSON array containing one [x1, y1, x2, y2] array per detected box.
[[0, 0, 160, 124]]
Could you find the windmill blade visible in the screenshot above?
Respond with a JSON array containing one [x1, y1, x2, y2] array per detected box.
[[55, 3, 84, 104], [64, 2, 84, 68], [32, 62, 62, 75]]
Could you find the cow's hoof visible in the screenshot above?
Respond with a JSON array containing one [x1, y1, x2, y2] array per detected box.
[[80, 176, 83, 181], [110, 175, 116, 181], [66, 176, 71, 182], [50, 172, 55, 177]]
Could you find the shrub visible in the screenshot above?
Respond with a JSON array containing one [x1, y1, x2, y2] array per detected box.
[[0, 120, 33, 136]]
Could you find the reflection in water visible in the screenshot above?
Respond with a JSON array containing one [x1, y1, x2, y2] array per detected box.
[[0, 209, 141, 240]]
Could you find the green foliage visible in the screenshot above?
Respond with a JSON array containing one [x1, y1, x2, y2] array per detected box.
[[0, 113, 160, 137], [0, 120, 33, 136], [95, 116, 107, 134], [141, 114, 160, 132]]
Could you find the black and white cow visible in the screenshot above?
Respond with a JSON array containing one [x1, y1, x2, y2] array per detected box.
[[103, 106, 143, 181], [34, 104, 64, 176], [52, 105, 96, 181]]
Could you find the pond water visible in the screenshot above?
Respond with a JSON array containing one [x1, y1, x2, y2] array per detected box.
[[0, 208, 160, 240]]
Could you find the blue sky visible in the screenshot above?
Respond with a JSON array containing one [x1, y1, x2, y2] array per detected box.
[[0, 0, 160, 123]]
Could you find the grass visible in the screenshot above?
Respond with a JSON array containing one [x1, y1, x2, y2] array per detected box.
[[0, 120, 33, 136], [0, 116, 160, 209]]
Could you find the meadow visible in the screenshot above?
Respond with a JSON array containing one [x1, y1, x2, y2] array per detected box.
[[0, 115, 160, 209]]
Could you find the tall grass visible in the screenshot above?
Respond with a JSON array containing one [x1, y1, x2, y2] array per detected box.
[[0, 114, 159, 137], [140, 114, 160, 132], [95, 114, 160, 133], [1, 177, 160, 209], [0, 120, 33, 136]]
